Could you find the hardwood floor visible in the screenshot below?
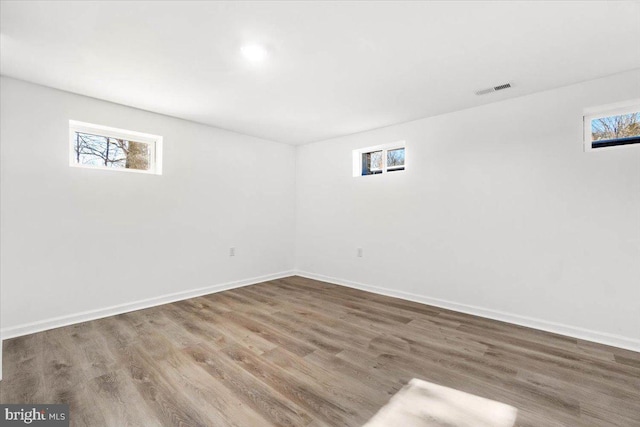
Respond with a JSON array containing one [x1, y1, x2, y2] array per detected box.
[[1, 276, 639, 426]]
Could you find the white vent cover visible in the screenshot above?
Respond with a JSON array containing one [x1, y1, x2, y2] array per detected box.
[[475, 83, 512, 96]]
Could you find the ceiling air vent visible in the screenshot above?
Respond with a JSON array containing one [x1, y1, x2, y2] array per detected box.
[[475, 82, 512, 96]]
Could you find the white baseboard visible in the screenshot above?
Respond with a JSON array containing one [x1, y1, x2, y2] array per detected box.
[[0, 271, 295, 341], [294, 271, 640, 353], [2, 269, 637, 356]]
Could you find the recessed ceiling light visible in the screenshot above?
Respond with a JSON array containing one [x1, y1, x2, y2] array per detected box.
[[241, 44, 268, 62]]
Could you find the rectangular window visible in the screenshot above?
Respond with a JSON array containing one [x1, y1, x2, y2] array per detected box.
[[362, 150, 383, 175], [354, 142, 406, 177], [386, 147, 405, 171], [584, 102, 640, 151], [69, 120, 163, 174]]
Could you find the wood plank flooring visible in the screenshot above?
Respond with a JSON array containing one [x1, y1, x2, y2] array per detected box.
[[1, 276, 639, 426]]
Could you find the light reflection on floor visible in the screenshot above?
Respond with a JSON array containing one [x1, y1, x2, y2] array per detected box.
[[364, 378, 518, 427]]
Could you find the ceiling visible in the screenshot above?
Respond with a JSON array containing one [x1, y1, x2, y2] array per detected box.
[[1, 1, 639, 145]]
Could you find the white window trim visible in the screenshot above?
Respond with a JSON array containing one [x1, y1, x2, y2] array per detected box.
[[353, 141, 406, 177], [583, 100, 640, 152], [69, 120, 163, 175]]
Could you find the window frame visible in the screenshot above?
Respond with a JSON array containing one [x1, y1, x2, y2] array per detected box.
[[385, 147, 406, 172], [583, 100, 640, 152], [69, 120, 163, 175], [362, 150, 384, 175], [353, 141, 406, 177]]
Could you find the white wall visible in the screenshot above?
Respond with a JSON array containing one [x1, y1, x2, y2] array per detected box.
[[0, 77, 296, 335], [2, 70, 639, 353], [296, 70, 640, 349]]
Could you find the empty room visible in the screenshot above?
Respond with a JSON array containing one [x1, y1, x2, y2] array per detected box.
[[1, 1, 639, 426]]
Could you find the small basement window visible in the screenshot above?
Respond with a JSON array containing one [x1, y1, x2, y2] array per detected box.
[[354, 142, 406, 176], [584, 102, 640, 151], [69, 120, 163, 174]]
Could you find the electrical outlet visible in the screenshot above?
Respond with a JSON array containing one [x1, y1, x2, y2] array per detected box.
[[229, 247, 236, 257], [357, 248, 363, 257]]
